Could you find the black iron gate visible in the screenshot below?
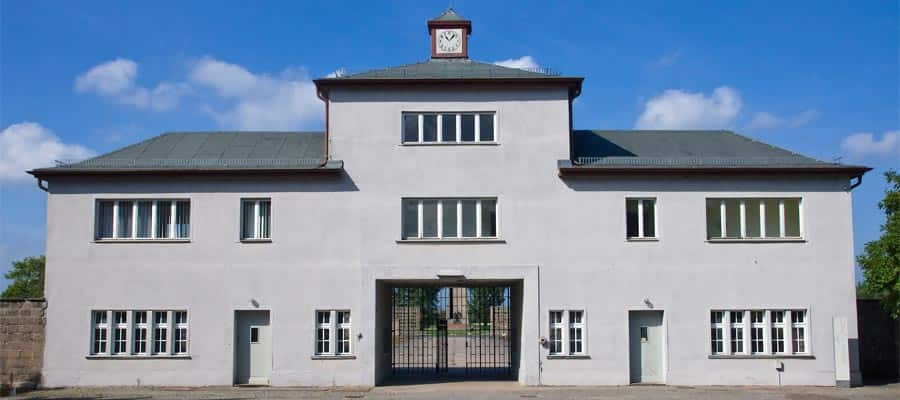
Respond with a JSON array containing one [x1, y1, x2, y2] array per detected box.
[[391, 286, 513, 378]]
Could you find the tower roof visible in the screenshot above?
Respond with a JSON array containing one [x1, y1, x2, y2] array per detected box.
[[429, 8, 466, 22]]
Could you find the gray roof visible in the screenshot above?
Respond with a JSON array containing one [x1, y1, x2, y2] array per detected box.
[[321, 59, 570, 80], [30, 131, 342, 176], [430, 8, 466, 21], [561, 130, 869, 173]]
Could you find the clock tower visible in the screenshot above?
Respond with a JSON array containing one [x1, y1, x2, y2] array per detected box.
[[428, 8, 471, 59]]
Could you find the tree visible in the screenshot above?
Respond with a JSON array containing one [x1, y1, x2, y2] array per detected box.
[[2, 255, 45, 299], [857, 170, 900, 318], [468, 287, 506, 325]]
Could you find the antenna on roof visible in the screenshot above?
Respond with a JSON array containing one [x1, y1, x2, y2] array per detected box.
[[832, 156, 843, 163]]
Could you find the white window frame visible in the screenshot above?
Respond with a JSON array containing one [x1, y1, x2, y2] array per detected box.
[[315, 310, 351, 356], [547, 309, 586, 356], [625, 197, 658, 239], [728, 311, 746, 355], [771, 310, 787, 354], [88, 309, 187, 357], [95, 199, 190, 241], [706, 197, 803, 240], [548, 311, 564, 355], [91, 310, 109, 355], [401, 112, 497, 144], [710, 308, 810, 358], [401, 198, 499, 240], [710, 311, 725, 355], [240, 198, 272, 241], [790, 310, 809, 354], [173, 311, 189, 355]]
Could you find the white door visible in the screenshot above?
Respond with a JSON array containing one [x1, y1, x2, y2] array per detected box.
[[629, 310, 664, 383], [235, 310, 271, 385]]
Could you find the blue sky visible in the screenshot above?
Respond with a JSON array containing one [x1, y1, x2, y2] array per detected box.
[[1, 1, 897, 290]]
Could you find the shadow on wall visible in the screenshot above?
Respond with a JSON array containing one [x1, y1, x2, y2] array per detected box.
[[48, 170, 361, 195]]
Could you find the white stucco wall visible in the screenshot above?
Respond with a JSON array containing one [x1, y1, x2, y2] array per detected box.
[[41, 87, 860, 387]]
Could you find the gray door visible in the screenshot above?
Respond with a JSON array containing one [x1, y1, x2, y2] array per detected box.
[[629, 310, 664, 383], [234, 310, 271, 385]]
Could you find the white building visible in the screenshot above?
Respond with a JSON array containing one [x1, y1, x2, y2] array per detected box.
[[30, 9, 868, 388]]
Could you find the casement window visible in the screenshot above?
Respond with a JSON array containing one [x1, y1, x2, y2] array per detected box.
[[710, 311, 724, 354], [626, 198, 656, 239], [96, 200, 190, 240], [112, 311, 128, 354], [791, 310, 808, 353], [89, 310, 188, 357], [133, 311, 148, 354], [153, 311, 169, 355], [710, 309, 809, 357], [92, 311, 108, 354], [316, 310, 351, 356], [401, 198, 498, 240], [548, 310, 586, 356], [240, 199, 271, 240], [401, 112, 496, 144], [706, 198, 802, 240], [173, 311, 189, 354], [771, 311, 786, 353], [729, 311, 745, 354]]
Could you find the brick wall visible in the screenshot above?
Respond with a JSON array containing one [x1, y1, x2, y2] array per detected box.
[[0, 299, 46, 391]]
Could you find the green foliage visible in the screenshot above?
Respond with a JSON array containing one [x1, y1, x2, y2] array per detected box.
[[468, 287, 506, 324], [857, 170, 900, 318], [856, 281, 882, 299], [1, 255, 45, 299]]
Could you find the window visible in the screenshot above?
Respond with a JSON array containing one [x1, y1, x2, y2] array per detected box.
[[791, 310, 808, 353], [89, 309, 187, 357], [711, 309, 809, 357], [173, 311, 188, 354], [401, 112, 496, 144], [96, 200, 190, 240], [92, 311, 108, 354], [771, 311, 786, 353], [710, 311, 724, 354], [729, 311, 745, 354], [250, 327, 260, 343], [316, 310, 351, 356], [706, 198, 802, 240], [241, 199, 271, 240], [548, 310, 586, 356], [626, 198, 656, 239], [133, 311, 148, 354], [153, 311, 168, 355], [112, 311, 128, 354], [401, 198, 499, 240]]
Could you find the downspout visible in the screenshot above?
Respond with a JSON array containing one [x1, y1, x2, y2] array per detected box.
[[567, 90, 575, 165], [316, 88, 331, 168]]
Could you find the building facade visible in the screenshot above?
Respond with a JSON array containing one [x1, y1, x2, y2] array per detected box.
[[31, 10, 868, 388]]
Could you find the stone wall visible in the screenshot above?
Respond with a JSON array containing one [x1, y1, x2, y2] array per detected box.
[[0, 299, 46, 393]]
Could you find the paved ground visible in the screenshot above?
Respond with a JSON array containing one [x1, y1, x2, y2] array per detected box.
[[9, 381, 900, 400]]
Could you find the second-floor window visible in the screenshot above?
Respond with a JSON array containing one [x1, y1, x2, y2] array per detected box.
[[705, 198, 802, 240], [401, 198, 498, 240], [96, 200, 190, 240], [626, 198, 656, 239], [241, 199, 271, 240], [402, 112, 496, 144]]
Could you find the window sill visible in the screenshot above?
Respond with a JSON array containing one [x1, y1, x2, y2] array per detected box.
[[400, 142, 499, 146], [94, 239, 191, 244], [240, 239, 273, 243], [311, 355, 356, 360], [396, 238, 506, 244], [86, 354, 192, 360], [546, 354, 591, 360], [708, 354, 814, 360], [626, 237, 659, 242], [706, 238, 805, 243]]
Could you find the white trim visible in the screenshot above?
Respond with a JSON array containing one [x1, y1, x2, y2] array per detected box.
[[400, 112, 497, 144]]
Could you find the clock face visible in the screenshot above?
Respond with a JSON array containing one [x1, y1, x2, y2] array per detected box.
[[435, 29, 463, 54]]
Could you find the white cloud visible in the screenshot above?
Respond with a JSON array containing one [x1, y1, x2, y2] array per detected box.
[[493, 56, 539, 71], [748, 109, 820, 130], [0, 122, 95, 182], [325, 68, 347, 78], [188, 57, 322, 130], [75, 58, 190, 111], [635, 86, 742, 130], [840, 131, 900, 161]]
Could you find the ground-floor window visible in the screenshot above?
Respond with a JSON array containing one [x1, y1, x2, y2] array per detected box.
[[89, 309, 188, 357], [710, 309, 809, 357], [316, 310, 351, 356], [548, 310, 586, 356]]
